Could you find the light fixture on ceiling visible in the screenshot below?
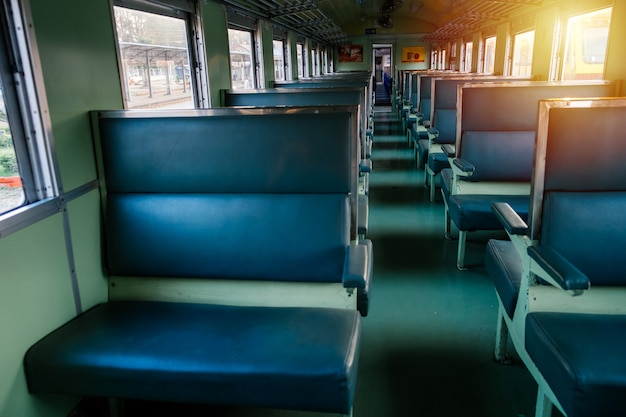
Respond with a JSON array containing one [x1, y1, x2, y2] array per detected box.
[[377, 0, 401, 28]]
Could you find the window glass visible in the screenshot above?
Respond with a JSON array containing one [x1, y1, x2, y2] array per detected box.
[[311, 48, 317, 76], [296, 43, 304, 78], [113, 6, 195, 109], [449, 42, 457, 71], [562, 7, 611, 80], [483, 36, 496, 73], [512, 30, 534, 76], [0, 84, 24, 214], [228, 28, 255, 89], [464, 42, 473, 72], [273, 39, 285, 81]]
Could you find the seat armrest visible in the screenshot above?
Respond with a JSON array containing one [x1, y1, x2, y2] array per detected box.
[[492, 202, 529, 235], [343, 240, 373, 290], [359, 159, 372, 174], [528, 245, 591, 292], [452, 157, 475, 175], [441, 144, 456, 158], [427, 127, 439, 136]]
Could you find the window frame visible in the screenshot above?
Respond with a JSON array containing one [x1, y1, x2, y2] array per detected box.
[[112, 0, 207, 108], [272, 38, 286, 81], [482, 35, 496, 73], [463, 41, 473, 72], [227, 25, 257, 89], [296, 42, 304, 78], [558, 7, 612, 81], [0, 0, 60, 229], [511, 29, 535, 76]]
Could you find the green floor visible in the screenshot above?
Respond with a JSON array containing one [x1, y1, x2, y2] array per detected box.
[[351, 106, 540, 417], [74, 106, 548, 417]]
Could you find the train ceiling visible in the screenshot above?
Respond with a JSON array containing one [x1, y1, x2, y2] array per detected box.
[[223, 0, 546, 45]]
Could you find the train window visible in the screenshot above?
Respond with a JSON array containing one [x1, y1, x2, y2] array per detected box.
[[1, 0, 57, 218], [273, 39, 285, 81], [450, 42, 457, 71], [0, 84, 24, 215], [311, 48, 318, 76], [483, 36, 496, 73], [296, 43, 304, 78], [562, 7, 612, 80], [512, 30, 534, 76], [464, 42, 473, 72], [228, 28, 256, 89], [112, 2, 198, 109]]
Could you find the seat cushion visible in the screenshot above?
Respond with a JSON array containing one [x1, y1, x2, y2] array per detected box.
[[526, 313, 626, 417], [427, 152, 450, 175], [25, 301, 361, 414], [485, 239, 522, 318], [416, 138, 429, 167], [447, 194, 529, 231]]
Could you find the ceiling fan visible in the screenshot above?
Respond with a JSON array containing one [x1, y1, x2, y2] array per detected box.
[[376, 0, 401, 28]]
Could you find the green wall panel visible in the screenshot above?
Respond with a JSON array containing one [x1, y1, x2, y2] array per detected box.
[[202, 1, 232, 107], [30, 0, 123, 192], [0, 213, 79, 417], [67, 190, 108, 311]]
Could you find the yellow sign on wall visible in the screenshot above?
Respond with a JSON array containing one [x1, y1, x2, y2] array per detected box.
[[401, 47, 426, 63]]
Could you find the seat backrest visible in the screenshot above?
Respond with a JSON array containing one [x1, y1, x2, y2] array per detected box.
[[94, 107, 357, 283], [529, 98, 626, 241], [432, 108, 456, 144], [221, 87, 366, 161], [418, 75, 433, 121], [540, 191, 626, 286], [410, 72, 419, 109], [222, 87, 363, 107], [460, 130, 535, 181], [457, 81, 615, 149], [430, 76, 533, 145]]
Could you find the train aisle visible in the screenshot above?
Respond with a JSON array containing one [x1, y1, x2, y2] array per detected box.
[[352, 105, 545, 417]]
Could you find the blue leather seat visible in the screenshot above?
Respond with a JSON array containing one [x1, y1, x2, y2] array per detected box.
[[526, 313, 626, 417], [24, 108, 373, 416], [448, 194, 529, 232], [25, 301, 361, 414], [484, 239, 522, 319], [485, 98, 626, 417]]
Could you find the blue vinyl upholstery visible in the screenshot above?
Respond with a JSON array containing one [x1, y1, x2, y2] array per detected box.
[[443, 82, 615, 270], [24, 108, 372, 415], [526, 312, 626, 417], [484, 239, 522, 319], [106, 193, 349, 282], [485, 98, 626, 417], [447, 194, 529, 231], [25, 301, 361, 413], [457, 131, 535, 181]]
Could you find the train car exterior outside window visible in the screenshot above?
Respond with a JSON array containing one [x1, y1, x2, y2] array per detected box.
[[483, 36, 496, 73], [464, 41, 473, 72], [0, 84, 24, 214], [0, 0, 57, 218], [273, 39, 285, 81], [228, 28, 256, 89], [310, 48, 318, 76], [512, 30, 534, 76], [113, 3, 196, 109], [562, 7, 612, 80], [296, 43, 304, 77]]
